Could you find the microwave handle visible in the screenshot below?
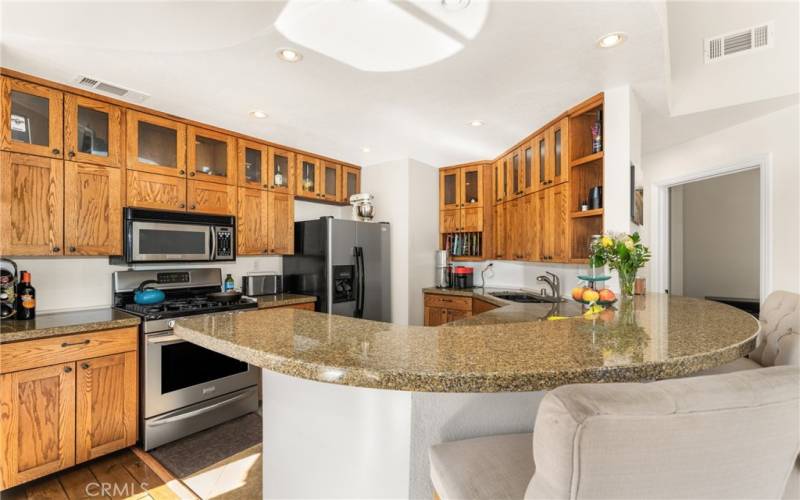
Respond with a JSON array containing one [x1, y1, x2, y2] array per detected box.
[[210, 226, 217, 261]]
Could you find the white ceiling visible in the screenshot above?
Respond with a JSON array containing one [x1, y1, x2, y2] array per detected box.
[[1, 1, 796, 165]]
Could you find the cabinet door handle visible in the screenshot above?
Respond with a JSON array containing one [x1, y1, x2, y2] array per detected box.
[[190, 205, 196, 210], [189, 171, 196, 177], [64, 366, 72, 373], [179, 203, 186, 208], [68, 246, 76, 252], [270, 249, 275, 252], [52, 246, 61, 252], [179, 170, 185, 175], [52, 148, 61, 155], [68, 150, 75, 158], [81, 362, 90, 369], [62, 339, 90, 348], [264, 184, 269, 188]]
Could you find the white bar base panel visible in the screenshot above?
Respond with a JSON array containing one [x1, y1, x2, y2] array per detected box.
[[262, 370, 546, 499]]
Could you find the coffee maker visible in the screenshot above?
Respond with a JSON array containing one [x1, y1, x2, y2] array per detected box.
[[0, 258, 18, 319], [435, 250, 450, 288]]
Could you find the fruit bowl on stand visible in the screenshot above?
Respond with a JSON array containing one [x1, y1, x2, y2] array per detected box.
[[571, 272, 617, 307]]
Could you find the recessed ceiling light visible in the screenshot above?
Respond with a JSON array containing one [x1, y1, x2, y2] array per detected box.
[[441, 0, 470, 10], [597, 32, 626, 49], [277, 48, 303, 62], [250, 110, 268, 119], [361, 147, 371, 153], [469, 120, 484, 127]]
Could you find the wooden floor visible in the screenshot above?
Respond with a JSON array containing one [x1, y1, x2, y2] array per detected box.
[[1, 448, 197, 500]]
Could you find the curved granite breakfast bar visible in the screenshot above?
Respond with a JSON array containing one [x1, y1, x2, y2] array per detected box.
[[173, 293, 759, 392], [172, 294, 759, 499]]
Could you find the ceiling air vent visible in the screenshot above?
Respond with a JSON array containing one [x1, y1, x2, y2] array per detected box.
[[73, 75, 150, 103], [704, 22, 774, 63]]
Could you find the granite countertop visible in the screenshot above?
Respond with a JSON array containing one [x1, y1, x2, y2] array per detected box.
[[256, 293, 317, 309], [0, 308, 141, 343], [173, 293, 759, 393]]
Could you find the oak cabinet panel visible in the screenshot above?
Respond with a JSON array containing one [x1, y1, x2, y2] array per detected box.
[[238, 139, 269, 190], [506, 199, 520, 260], [64, 94, 122, 168], [341, 166, 361, 203], [424, 306, 448, 327], [75, 352, 137, 463], [493, 160, 507, 205], [320, 161, 341, 201], [535, 133, 550, 190], [522, 142, 535, 195], [522, 193, 538, 261], [493, 202, 506, 259], [0, 152, 63, 256], [64, 162, 123, 256], [188, 126, 236, 185], [550, 183, 569, 262], [296, 155, 320, 199], [268, 147, 295, 194], [439, 167, 460, 210], [461, 207, 483, 232], [267, 192, 294, 255], [549, 118, 569, 186], [460, 164, 484, 208], [439, 209, 461, 233], [187, 180, 236, 215], [127, 170, 186, 211], [508, 151, 522, 199], [237, 187, 269, 255], [1, 77, 63, 159], [0, 363, 76, 490], [126, 111, 186, 177]]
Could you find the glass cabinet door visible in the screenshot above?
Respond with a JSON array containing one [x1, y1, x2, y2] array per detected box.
[[511, 152, 520, 197], [550, 117, 569, 185], [188, 126, 235, 185], [126, 111, 186, 177], [460, 164, 483, 208], [64, 94, 122, 167], [537, 133, 549, 189], [296, 155, 318, 198], [238, 139, 268, 189], [269, 147, 295, 194], [1, 78, 63, 158], [493, 160, 505, 204], [321, 162, 340, 200], [342, 166, 361, 202], [440, 167, 460, 210], [523, 144, 533, 193]]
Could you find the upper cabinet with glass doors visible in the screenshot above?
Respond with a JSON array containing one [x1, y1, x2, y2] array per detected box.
[[1, 77, 63, 159], [238, 138, 268, 189], [64, 94, 123, 168], [296, 154, 319, 198], [320, 161, 341, 201], [341, 166, 361, 203], [439, 167, 460, 210], [268, 146, 295, 194], [126, 110, 186, 177], [188, 126, 236, 185]]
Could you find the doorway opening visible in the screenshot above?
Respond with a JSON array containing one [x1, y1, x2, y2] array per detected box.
[[667, 167, 761, 315]]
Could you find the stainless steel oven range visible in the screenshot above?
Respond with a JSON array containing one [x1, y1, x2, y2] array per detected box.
[[113, 268, 258, 450]]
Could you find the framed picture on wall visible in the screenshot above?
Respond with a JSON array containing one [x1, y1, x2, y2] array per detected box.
[[630, 164, 644, 226]]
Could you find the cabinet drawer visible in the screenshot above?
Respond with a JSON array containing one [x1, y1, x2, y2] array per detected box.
[[424, 294, 472, 311], [0, 327, 138, 374]]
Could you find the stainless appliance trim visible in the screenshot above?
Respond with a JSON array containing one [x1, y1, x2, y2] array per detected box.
[[326, 218, 333, 314], [113, 268, 222, 293], [131, 221, 212, 262], [210, 226, 217, 261], [148, 390, 252, 426]]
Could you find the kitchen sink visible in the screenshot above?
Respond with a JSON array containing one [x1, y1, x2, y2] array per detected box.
[[489, 291, 563, 303]]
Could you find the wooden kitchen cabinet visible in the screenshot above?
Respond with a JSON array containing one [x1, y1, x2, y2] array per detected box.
[[439, 167, 460, 210], [64, 94, 123, 168], [64, 161, 123, 256], [534, 132, 550, 191], [0, 363, 76, 490], [187, 179, 236, 215], [460, 164, 484, 208], [549, 117, 569, 186], [75, 352, 137, 463], [238, 139, 269, 190], [424, 306, 448, 327], [268, 146, 295, 194], [507, 151, 523, 200], [439, 209, 461, 233], [423, 293, 472, 326], [440, 163, 487, 231], [0, 152, 63, 256], [493, 202, 506, 259], [127, 170, 186, 211], [461, 206, 483, 232], [320, 161, 341, 201], [1, 77, 63, 159], [267, 192, 294, 255], [0, 327, 138, 490], [537, 184, 568, 262], [237, 187, 269, 255], [126, 110, 186, 177], [521, 192, 537, 261], [493, 159, 507, 204], [188, 126, 236, 185], [341, 165, 361, 202], [522, 142, 535, 195], [506, 198, 521, 260], [296, 154, 320, 199]]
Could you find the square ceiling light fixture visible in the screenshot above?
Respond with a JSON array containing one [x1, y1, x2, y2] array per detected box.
[[275, 0, 488, 72]]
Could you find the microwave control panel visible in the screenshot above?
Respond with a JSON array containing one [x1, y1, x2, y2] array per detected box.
[[215, 227, 234, 259]]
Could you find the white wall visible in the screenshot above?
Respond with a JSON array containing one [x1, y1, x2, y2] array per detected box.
[[669, 185, 684, 295], [677, 169, 760, 300], [407, 159, 439, 326], [13, 199, 344, 313], [644, 104, 800, 295], [603, 85, 640, 235]]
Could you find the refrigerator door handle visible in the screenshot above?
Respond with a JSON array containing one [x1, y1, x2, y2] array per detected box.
[[354, 246, 365, 318]]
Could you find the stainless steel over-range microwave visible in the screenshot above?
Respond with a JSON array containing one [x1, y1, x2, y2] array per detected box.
[[119, 208, 235, 263]]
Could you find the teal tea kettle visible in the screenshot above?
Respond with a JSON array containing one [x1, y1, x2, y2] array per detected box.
[[134, 280, 165, 305]]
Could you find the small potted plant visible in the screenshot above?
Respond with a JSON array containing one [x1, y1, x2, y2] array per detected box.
[[590, 232, 651, 298]]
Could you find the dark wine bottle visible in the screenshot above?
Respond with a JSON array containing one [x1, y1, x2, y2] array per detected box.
[[16, 270, 35, 320]]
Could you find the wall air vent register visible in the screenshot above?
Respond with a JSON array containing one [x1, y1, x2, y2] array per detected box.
[[705, 22, 774, 63]]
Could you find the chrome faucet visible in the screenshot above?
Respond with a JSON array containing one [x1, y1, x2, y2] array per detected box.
[[536, 272, 560, 299]]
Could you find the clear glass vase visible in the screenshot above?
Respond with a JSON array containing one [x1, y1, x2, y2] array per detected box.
[[617, 267, 637, 298]]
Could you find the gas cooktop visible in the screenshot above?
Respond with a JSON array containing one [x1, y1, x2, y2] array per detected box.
[[117, 297, 257, 321]]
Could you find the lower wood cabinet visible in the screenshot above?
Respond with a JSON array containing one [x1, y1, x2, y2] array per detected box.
[[0, 327, 138, 490], [423, 293, 472, 326], [127, 170, 186, 210]]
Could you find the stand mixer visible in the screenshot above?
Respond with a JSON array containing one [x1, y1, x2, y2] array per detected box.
[[350, 193, 375, 221]]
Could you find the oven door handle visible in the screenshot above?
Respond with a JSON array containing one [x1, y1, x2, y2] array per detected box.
[[148, 390, 252, 426], [146, 333, 182, 344]]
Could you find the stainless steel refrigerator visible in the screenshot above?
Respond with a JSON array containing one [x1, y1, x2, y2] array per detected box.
[[283, 217, 391, 322]]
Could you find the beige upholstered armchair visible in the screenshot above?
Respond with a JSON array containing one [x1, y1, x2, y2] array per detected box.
[[430, 366, 800, 500]]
